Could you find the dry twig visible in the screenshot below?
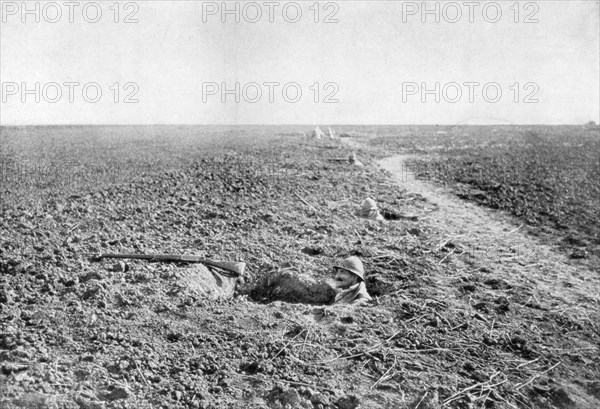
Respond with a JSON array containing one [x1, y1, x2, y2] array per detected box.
[[438, 248, 456, 264], [504, 224, 523, 236], [318, 329, 403, 364], [293, 191, 318, 212], [442, 372, 506, 406], [514, 362, 561, 390], [370, 353, 397, 390], [516, 357, 540, 369]]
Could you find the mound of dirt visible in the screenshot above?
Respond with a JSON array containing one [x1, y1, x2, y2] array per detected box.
[[176, 265, 239, 300]]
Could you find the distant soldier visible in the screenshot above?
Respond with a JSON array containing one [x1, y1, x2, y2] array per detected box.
[[310, 126, 324, 139], [359, 198, 384, 221], [328, 127, 336, 139], [348, 152, 364, 167], [332, 256, 372, 305]]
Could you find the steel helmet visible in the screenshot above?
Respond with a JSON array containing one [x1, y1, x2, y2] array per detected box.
[[361, 198, 378, 211], [334, 256, 365, 281]]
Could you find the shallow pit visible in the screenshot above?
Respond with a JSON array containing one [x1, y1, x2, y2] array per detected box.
[[246, 268, 336, 305]]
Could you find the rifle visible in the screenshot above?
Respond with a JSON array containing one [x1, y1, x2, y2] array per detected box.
[[91, 253, 245, 277]]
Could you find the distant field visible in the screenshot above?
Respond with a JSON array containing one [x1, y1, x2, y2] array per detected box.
[[0, 125, 296, 207], [369, 125, 600, 257], [3, 125, 598, 257]]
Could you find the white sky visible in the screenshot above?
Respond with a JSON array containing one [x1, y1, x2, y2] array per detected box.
[[0, 0, 598, 125]]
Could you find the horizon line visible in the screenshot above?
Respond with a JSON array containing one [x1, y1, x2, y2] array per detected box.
[[1, 123, 598, 127]]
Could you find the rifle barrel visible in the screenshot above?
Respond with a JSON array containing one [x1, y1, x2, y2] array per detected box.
[[101, 253, 187, 262], [97, 253, 245, 277]]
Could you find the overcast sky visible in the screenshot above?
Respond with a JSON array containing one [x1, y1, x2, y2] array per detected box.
[[1, 0, 598, 125]]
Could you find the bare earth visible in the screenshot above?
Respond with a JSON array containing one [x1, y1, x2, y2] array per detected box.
[[379, 154, 600, 319], [1, 126, 599, 409], [377, 153, 600, 408]]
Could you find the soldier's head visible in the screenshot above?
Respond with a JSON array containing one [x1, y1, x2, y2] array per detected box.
[[361, 198, 377, 212], [333, 256, 365, 288]]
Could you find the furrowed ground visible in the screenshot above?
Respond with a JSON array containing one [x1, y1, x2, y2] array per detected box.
[[0, 125, 599, 409], [368, 125, 600, 259]]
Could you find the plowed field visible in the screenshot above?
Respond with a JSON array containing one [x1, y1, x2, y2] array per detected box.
[[1, 125, 599, 409]]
